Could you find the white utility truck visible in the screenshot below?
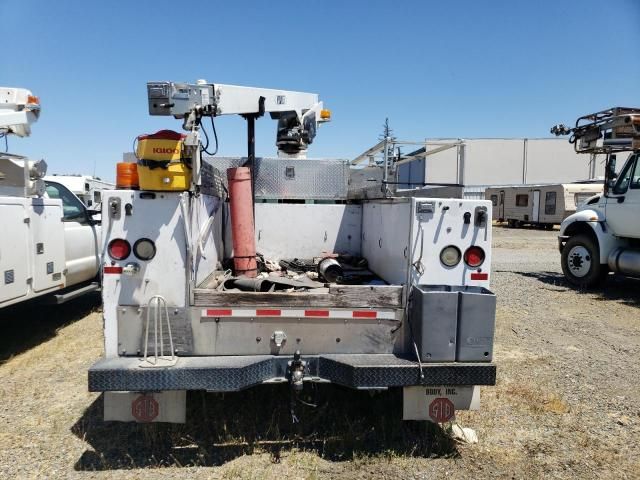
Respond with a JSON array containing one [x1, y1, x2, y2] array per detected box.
[[90, 80, 496, 425], [552, 108, 640, 287], [0, 87, 100, 309]]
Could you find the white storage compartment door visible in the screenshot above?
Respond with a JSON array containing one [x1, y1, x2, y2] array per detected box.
[[409, 198, 492, 287], [30, 199, 66, 292], [0, 202, 30, 302], [102, 191, 188, 307]]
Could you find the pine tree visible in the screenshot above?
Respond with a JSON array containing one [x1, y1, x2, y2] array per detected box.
[[379, 118, 396, 162], [379, 118, 395, 142]]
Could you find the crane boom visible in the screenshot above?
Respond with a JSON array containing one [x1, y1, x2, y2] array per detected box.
[[551, 107, 640, 155], [146, 80, 330, 158], [0, 87, 41, 138]]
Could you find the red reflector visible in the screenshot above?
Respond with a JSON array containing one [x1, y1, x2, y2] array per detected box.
[[471, 272, 488, 280], [205, 309, 232, 316], [256, 309, 281, 316], [103, 266, 123, 274], [352, 311, 377, 318], [108, 238, 131, 261], [305, 310, 329, 317]]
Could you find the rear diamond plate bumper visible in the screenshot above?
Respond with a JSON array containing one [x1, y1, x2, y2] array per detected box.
[[89, 355, 496, 392]]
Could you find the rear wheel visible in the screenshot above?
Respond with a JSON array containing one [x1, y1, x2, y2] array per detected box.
[[561, 234, 608, 288]]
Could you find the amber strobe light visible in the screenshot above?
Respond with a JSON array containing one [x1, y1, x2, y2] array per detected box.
[[116, 162, 139, 189]]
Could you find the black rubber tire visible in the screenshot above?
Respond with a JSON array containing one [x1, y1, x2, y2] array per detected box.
[[561, 234, 608, 288]]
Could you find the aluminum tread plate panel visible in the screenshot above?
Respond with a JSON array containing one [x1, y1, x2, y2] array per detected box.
[[318, 356, 495, 388], [89, 355, 496, 392], [202, 157, 350, 200], [253, 159, 349, 200]]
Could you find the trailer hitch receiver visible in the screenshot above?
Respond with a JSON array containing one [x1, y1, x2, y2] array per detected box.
[[288, 350, 306, 391]]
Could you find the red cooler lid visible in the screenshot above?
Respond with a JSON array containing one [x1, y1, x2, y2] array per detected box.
[[137, 130, 186, 141]]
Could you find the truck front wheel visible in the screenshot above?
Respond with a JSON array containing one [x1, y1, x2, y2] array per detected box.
[[561, 234, 608, 288]]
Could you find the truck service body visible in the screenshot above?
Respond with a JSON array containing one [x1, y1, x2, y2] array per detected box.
[[89, 81, 497, 424], [0, 87, 100, 309]]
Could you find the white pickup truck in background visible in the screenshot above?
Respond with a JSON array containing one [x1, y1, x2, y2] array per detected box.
[[0, 87, 100, 309]]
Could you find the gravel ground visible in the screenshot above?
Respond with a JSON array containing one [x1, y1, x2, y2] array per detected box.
[[0, 225, 638, 479]]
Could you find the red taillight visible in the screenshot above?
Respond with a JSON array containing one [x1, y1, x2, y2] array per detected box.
[[464, 246, 485, 267], [108, 238, 131, 260]]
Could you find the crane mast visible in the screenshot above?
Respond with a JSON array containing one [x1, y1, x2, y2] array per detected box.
[[0, 87, 47, 197]]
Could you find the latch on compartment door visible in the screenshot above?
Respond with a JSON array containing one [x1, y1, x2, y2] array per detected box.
[[474, 206, 488, 227]]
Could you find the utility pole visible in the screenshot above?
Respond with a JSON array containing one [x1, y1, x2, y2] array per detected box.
[[379, 118, 396, 190]]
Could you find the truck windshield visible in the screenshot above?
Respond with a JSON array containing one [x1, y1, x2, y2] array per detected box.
[[612, 153, 639, 195]]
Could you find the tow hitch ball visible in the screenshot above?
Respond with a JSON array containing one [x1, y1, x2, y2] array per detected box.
[[288, 350, 306, 391], [288, 350, 307, 423]]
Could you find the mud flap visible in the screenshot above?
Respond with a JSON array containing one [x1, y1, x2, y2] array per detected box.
[[402, 385, 480, 422], [104, 391, 186, 423]]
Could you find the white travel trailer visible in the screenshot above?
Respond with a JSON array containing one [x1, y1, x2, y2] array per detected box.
[[44, 174, 114, 208], [485, 182, 603, 228]]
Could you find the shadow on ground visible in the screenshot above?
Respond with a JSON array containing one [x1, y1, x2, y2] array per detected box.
[[499, 270, 640, 307], [72, 386, 458, 470], [0, 292, 100, 362], [493, 223, 558, 231]]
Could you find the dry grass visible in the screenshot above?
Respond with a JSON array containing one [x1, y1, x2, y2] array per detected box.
[[504, 383, 570, 414], [70, 386, 459, 472], [1, 227, 640, 478]]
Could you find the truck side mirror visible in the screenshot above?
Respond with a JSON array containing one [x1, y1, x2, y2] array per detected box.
[[86, 208, 102, 225], [604, 155, 617, 195]]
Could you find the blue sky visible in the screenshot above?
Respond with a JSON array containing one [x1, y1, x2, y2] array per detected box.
[[2, 0, 639, 181]]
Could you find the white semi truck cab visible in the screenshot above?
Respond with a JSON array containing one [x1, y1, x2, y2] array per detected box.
[[89, 81, 496, 425], [553, 107, 640, 287]]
